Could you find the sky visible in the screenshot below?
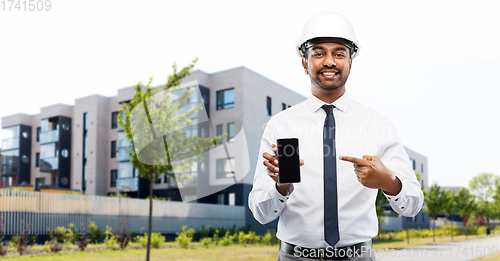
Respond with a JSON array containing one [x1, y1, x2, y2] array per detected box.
[[1, 0, 499, 188]]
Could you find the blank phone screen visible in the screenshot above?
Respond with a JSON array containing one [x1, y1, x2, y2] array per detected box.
[[277, 138, 301, 183]]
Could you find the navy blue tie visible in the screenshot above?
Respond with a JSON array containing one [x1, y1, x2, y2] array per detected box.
[[322, 104, 340, 246]]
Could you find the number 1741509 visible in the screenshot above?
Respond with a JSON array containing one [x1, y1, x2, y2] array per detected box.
[[1, 0, 51, 11]]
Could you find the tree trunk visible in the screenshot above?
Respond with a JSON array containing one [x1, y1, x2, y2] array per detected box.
[[450, 214, 453, 240], [146, 176, 154, 261], [487, 218, 490, 236], [406, 217, 409, 244], [432, 214, 436, 242]]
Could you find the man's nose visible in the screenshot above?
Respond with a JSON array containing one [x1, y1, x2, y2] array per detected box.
[[323, 54, 336, 67]]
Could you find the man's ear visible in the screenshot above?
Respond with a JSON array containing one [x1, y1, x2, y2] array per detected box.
[[349, 56, 352, 69], [302, 57, 308, 74]]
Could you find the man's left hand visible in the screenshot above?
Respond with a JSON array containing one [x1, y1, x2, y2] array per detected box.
[[339, 155, 402, 196]]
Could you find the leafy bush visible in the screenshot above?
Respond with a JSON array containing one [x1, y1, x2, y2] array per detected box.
[[54, 226, 67, 242], [199, 237, 213, 248], [115, 217, 131, 250], [175, 226, 195, 248], [478, 226, 487, 235], [237, 231, 260, 246], [220, 231, 236, 246], [261, 232, 279, 245], [135, 233, 165, 249], [104, 226, 117, 249], [0, 217, 6, 257], [88, 221, 104, 243]]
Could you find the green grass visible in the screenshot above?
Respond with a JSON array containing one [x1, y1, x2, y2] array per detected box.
[[1, 242, 279, 261]]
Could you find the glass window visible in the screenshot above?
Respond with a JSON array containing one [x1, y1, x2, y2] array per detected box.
[[229, 192, 235, 206], [216, 124, 223, 136], [409, 158, 416, 170], [282, 103, 287, 111], [22, 130, 29, 139], [111, 141, 117, 158], [61, 149, 68, 158], [216, 88, 235, 110], [267, 97, 272, 116], [227, 123, 235, 142], [155, 175, 162, 184], [111, 111, 118, 129], [40, 143, 57, 159], [83, 113, 88, 130], [35, 178, 45, 191], [118, 162, 134, 179], [36, 127, 41, 142], [421, 163, 424, 173], [217, 193, 224, 205], [216, 158, 235, 179], [110, 170, 118, 187], [36, 152, 40, 167]]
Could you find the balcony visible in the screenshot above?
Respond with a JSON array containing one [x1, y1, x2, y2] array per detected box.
[[0, 163, 18, 176], [39, 130, 59, 144], [117, 146, 133, 162], [40, 157, 58, 172], [1, 137, 19, 150], [117, 177, 138, 191]]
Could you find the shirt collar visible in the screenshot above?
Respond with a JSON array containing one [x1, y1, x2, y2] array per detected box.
[[306, 91, 351, 113]]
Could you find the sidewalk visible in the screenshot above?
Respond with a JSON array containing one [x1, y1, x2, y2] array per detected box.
[[376, 236, 500, 261]]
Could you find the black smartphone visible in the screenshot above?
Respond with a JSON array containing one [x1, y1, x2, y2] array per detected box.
[[277, 138, 301, 183]]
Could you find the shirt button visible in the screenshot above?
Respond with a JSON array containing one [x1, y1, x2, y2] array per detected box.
[[401, 206, 404, 209], [280, 199, 284, 203], [395, 198, 399, 201], [387, 197, 391, 199], [274, 210, 278, 213]]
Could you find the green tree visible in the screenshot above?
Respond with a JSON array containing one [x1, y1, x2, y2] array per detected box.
[[424, 183, 444, 242], [117, 58, 222, 261], [441, 189, 458, 240], [469, 172, 500, 234], [455, 187, 477, 238]]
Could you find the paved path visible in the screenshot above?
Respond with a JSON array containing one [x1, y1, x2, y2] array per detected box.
[[376, 236, 500, 261]]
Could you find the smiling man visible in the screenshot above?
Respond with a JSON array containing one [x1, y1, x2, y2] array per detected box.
[[248, 12, 424, 261]]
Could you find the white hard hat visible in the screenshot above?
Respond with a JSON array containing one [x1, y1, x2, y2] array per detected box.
[[297, 12, 360, 58]]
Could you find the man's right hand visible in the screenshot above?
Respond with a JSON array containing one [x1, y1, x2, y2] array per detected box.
[[262, 144, 304, 196]]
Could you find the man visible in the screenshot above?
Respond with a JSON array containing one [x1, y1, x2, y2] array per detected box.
[[248, 12, 424, 261]]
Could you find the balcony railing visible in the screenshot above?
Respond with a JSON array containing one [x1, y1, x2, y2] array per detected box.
[[0, 163, 18, 176], [1, 137, 19, 150], [39, 130, 59, 144], [40, 157, 58, 172], [117, 177, 138, 191], [117, 146, 133, 162]]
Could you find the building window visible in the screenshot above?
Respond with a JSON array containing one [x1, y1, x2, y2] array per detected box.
[[216, 88, 235, 110], [35, 178, 45, 191], [409, 158, 416, 170], [217, 193, 224, 205], [282, 103, 287, 111], [216, 158, 235, 179], [267, 97, 272, 116], [421, 163, 424, 173], [155, 173, 162, 184], [227, 123, 235, 142], [111, 111, 118, 129], [82, 112, 88, 193], [110, 170, 118, 187], [229, 192, 235, 206], [111, 141, 116, 158], [36, 127, 41, 142], [36, 152, 40, 167]]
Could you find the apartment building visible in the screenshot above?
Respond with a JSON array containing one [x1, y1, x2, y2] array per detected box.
[[0, 66, 429, 234]]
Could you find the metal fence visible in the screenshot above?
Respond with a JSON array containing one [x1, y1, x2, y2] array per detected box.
[[0, 190, 245, 235]]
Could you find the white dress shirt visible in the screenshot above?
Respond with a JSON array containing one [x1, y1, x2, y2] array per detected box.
[[248, 91, 424, 248]]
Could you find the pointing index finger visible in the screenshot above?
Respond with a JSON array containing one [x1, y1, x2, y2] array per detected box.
[[339, 156, 371, 166]]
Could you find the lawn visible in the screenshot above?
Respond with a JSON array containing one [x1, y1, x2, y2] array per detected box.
[[0, 243, 280, 261]]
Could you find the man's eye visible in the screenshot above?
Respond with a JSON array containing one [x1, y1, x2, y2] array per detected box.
[[335, 53, 345, 58], [313, 53, 323, 57]]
